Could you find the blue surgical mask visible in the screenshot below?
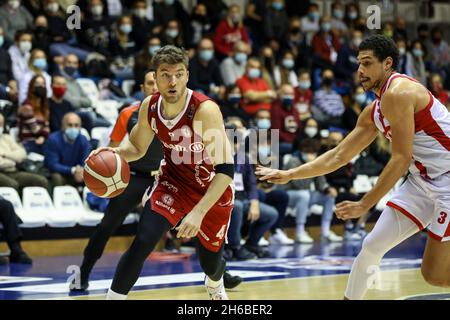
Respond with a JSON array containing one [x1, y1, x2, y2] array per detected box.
[[298, 80, 311, 89], [234, 52, 247, 64], [349, 11, 358, 20], [248, 68, 261, 79], [321, 22, 331, 32], [354, 93, 366, 105], [282, 58, 295, 69], [272, 2, 283, 10], [257, 118, 271, 129], [33, 58, 47, 70], [65, 127, 80, 140], [228, 94, 241, 104], [119, 24, 132, 34], [0, 36, 4, 47], [199, 49, 214, 61], [64, 66, 78, 77], [166, 29, 178, 38], [309, 11, 319, 20], [413, 48, 423, 57], [148, 45, 161, 55], [333, 9, 344, 20]]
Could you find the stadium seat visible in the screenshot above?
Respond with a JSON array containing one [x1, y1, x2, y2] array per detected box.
[[80, 127, 91, 140], [353, 175, 372, 193], [76, 78, 100, 104], [53, 186, 104, 226], [0, 187, 46, 228], [94, 100, 119, 125], [121, 79, 135, 97], [90, 126, 112, 147], [82, 187, 136, 224], [22, 187, 78, 228]]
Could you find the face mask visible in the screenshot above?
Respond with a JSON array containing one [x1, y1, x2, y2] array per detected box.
[[199, 49, 214, 61], [228, 94, 241, 104], [164, 0, 175, 5], [413, 49, 423, 57], [248, 68, 261, 79], [282, 58, 295, 69], [230, 13, 241, 24], [349, 11, 358, 20], [321, 23, 331, 32], [333, 9, 344, 19], [65, 127, 80, 140], [272, 2, 283, 10], [166, 29, 179, 39], [304, 126, 318, 138], [148, 45, 161, 55], [33, 86, 46, 98], [234, 52, 247, 64], [19, 41, 32, 53], [257, 118, 271, 129], [52, 86, 66, 98], [134, 8, 147, 18], [258, 145, 271, 159], [322, 77, 333, 86], [264, 56, 273, 69], [119, 24, 132, 34], [309, 11, 319, 20], [33, 58, 47, 70], [290, 26, 301, 34], [282, 95, 294, 107], [384, 30, 393, 38], [64, 66, 77, 77], [8, 0, 20, 10], [47, 2, 59, 13], [0, 36, 4, 47], [35, 26, 48, 34], [353, 38, 362, 48], [354, 93, 366, 105], [399, 47, 405, 55], [298, 80, 311, 89], [91, 5, 103, 16]]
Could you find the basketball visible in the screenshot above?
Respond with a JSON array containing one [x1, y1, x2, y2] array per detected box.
[[83, 150, 130, 198]]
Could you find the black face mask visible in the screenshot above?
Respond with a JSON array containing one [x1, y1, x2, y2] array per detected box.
[[322, 77, 333, 86], [290, 27, 301, 34], [264, 57, 273, 69], [33, 86, 46, 98], [35, 26, 48, 34]]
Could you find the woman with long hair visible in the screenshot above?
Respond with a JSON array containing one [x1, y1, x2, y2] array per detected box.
[[18, 74, 50, 155]]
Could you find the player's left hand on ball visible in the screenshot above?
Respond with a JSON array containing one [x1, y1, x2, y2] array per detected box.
[[176, 211, 203, 238], [335, 201, 368, 220]]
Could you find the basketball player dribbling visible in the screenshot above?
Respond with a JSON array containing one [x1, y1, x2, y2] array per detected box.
[[256, 35, 450, 299], [87, 45, 235, 300]]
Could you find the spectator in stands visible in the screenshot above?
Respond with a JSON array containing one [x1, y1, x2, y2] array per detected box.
[[344, 2, 360, 31], [190, 3, 213, 48], [18, 75, 50, 154], [49, 75, 74, 132], [429, 73, 449, 109], [130, 0, 157, 50], [430, 27, 450, 86], [330, 1, 347, 35], [334, 29, 362, 89], [312, 15, 341, 70], [393, 17, 408, 42], [292, 117, 321, 159], [244, 0, 267, 52], [0, 113, 48, 191], [409, 40, 427, 85], [213, 4, 250, 60], [312, 68, 345, 128], [153, 0, 191, 47], [109, 15, 137, 80], [259, 45, 276, 90], [273, 50, 298, 88], [294, 70, 313, 120], [300, 2, 320, 46], [31, 15, 51, 57], [282, 17, 313, 72], [0, 196, 33, 264], [236, 57, 277, 117], [8, 30, 33, 83], [341, 85, 369, 131], [382, 22, 394, 39], [18, 49, 52, 104], [263, 0, 289, 54], [220, 41, 250, 87], [221, 86, 250, 123], [160, 19, 185, 48], [271, 84, 300, 156], [188, 38, 225, 100], [0, 27, 18, 103], [44, 112, 91, 187], [280, 136, 341, 243], [0, 0, 33, 43], [416, 24, 433, 64], [396, 38, 413, 77], [133, 37, 161, 96], [197, 0, 228, 30]]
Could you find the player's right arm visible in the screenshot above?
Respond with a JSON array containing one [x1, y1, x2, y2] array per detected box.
[[86, 96, 155, 162], [255, 104, 379, 183]]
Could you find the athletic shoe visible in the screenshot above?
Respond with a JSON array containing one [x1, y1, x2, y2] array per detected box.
[[244, 244, 271, 258], [69, 278, 89, 291], [295, 232, 314, 244], [233, 246, 257, 260], [322, 231, 343, 242], [9, 251, 32, 264], [223, 271, 243, 289], [205, 276, 228, 300], [269, 229, 294, 245], [258, 237, 270, 247]]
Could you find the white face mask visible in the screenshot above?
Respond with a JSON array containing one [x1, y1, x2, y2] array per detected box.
[[19, 40, 32, 53], [399, 47, 406, 55], [47, 2, 59, 13], [9, 0, 20, 10], [304, 126, 318, 138], [134, 8, 147, 18], [91, 5, 103, 16]]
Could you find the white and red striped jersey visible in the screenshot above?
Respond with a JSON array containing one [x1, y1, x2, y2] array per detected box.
[[371, 72, 450, 179]]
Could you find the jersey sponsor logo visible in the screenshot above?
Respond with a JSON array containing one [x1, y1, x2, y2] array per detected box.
[[161, 181, 179, 193], [189, 142, 205, 152], [162, 194, 174, 206], [155, 200, 176, 214], [161, 140, 188, 152]]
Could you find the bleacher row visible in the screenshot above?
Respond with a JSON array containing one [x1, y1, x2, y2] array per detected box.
[[0, 186, 138, 229]]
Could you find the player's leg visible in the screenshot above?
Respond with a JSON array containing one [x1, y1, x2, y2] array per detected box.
[[344, 206, 420, 299], [106, 206, 171, 299], [76, 176, 153, 289], [421, 237, 450, 287]]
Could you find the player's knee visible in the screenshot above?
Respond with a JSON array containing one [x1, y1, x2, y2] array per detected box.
[[360, 233, 382, 256], [421, 266, 450, 287]]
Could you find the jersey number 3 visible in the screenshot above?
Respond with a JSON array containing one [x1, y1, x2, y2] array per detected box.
[[438, 212, 448, 225]]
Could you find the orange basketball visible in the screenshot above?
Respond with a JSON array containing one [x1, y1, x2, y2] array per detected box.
[[83, 150, 130, 198]]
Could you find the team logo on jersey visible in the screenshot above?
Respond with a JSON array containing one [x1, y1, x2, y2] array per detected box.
[[162, 194, 174, 206], [181, 125, 192, 138], [189, 142, 205, 152]]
